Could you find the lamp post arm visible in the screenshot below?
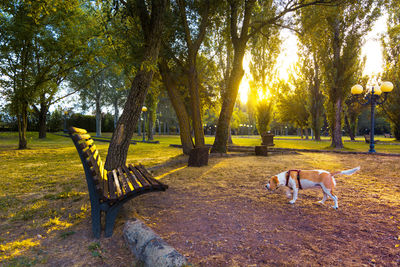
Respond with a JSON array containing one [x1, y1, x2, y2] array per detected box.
[[352, 94, 370, 106], [375, 92, 389, 105]]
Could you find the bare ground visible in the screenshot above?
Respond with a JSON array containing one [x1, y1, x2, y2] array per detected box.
[[15, 152, 400, 266], [131, 152, 400, 266]]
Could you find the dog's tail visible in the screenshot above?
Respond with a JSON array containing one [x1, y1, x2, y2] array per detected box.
[[331, 166, 360, 176]]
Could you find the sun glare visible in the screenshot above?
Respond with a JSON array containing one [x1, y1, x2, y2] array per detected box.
[[362, 15, 387, 77], [237, 19, 386, 106], [238, 75, 250, 104]]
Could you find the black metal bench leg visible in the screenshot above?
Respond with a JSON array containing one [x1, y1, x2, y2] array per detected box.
[[90, 201, 101, 238], [104, 204, 122, 237]]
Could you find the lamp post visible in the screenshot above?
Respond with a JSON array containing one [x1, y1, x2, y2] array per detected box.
[[142, 106, 147, 142], [351, 81, 393, 153]]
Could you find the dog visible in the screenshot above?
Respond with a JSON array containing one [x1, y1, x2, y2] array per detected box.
[[265, 167, 360, 209]]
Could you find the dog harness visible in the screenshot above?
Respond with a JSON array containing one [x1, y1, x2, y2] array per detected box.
[[286, 169, 302, 189]]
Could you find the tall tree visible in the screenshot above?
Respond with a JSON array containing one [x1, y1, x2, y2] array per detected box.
[[276, 77, 310, 137], [301, 1, 381, 148], [381, 0, 400, 140], [0, 0, 94, 147], [158, 59, 194, 154], [104, 0, 168, 170], [296, 33, 325, 140], [211, 0, 336, 153]]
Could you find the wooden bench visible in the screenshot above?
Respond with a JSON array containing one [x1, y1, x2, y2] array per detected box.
[[69, 127, 168, 238], [384, 133, 393, 138]]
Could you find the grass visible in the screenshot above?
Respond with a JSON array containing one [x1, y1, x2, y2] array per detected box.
[[0, 131, 399, 265], [0, 132, 183, 265]]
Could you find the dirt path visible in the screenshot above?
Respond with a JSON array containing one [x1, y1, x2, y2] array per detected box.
[[127, 153, 400, 266]]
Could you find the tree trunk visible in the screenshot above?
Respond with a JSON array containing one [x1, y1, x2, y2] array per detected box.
[[211, 0, 254, 153], [211, 44, 246, 153], [104, 0, 167, 170], [95, 95, 102, 137], [38, 101, 48, 139], [330, 18, 343, 149], [187, 54, 204, 147], [159, 60, 194, 155], [177, 0, 209, 148], [114, 97, 119, 131], [344, 113, 355, 141], [331, 98, 344, 148], [311, 52, 322, 141], [394, 124, 400, 141], [17, 103, 28, 149]]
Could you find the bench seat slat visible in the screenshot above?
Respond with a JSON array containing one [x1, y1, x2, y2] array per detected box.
[[112, 169, 123, 198], [129, 164, 151, 189], [122, 165, 141, 191], [135, 164, 165, 189], [117, 167, 131, 194], [107, 172, 117, 200]]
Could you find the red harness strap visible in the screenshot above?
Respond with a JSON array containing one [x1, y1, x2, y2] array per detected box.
[[285, 170, 302, 189]]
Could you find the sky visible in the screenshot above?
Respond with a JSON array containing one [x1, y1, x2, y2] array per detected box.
[[238, 15, 388, 104]]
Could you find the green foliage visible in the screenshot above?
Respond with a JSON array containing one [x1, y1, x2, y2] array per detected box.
[[256, 99, 274, 135], [47, 108, 63, 132], [0, 0, 100, 147], [381, 1, 400, 140], [298, 1, 382, 146], [66, 113, 114, 133]]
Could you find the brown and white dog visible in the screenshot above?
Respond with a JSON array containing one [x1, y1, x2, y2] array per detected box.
[[265, 167, 360, 209]]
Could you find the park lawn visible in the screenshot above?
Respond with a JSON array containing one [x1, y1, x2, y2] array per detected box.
[[0, 131, 399, 265], [0, 132, 183, 265], [85, 131, 400, 153]]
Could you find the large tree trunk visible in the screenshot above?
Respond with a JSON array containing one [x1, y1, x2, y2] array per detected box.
[[330, 18, 343, 149], [159, 60, 194, 155], [211, 44, 247, 153], [331, 98, 344, 148], [311, 53, 323, 141], [17, 103, 28, 149], [187, 54, 204, 147], [177, 0, 209, 148], [104, 0, 167, 170], [211, 0, 254, 153]]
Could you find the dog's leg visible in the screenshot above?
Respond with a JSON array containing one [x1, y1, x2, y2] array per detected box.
[[321, 185, 338, 209], [289, 188, 298, 204], [318, 192, 327, 204]]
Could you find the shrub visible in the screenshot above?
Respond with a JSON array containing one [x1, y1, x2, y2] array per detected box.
[[256, 99, 274, 136]]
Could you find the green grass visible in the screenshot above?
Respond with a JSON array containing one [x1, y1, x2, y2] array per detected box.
[[0, 132, 184, 263]]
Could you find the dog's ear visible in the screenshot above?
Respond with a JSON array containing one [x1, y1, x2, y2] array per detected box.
[[269, 175, 279, 190]]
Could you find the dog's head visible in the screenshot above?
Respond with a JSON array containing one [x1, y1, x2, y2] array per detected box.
[[265, 175, 279, 191]]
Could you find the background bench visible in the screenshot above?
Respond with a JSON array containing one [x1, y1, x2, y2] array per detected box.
[[69, 127, 168, 238], [364, 134, 379, 144]]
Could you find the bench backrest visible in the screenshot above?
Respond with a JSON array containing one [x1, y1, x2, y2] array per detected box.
[[69, 127, 108, 200]]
